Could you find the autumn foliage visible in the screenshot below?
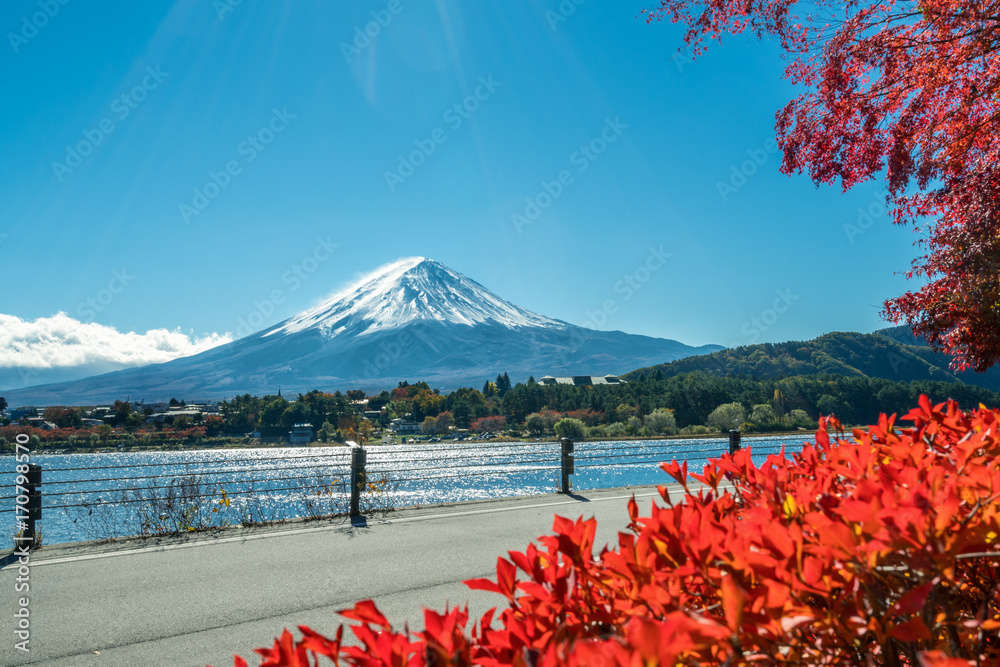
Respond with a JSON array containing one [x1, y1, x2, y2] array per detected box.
[[470, 415, 507, 433], [225, 397, 1000, 666], [645, 0, 1000, 371]]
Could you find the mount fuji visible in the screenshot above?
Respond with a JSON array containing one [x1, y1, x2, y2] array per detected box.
[[4, 258, 722, 404]]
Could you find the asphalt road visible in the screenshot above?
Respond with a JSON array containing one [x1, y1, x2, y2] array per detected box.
[[0, 485, 669, 667]]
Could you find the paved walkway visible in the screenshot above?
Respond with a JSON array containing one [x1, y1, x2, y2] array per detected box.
[[1, 485, 672, 667]]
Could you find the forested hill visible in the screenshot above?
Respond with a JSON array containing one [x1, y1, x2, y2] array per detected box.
[[624, 329, 1000, 392]]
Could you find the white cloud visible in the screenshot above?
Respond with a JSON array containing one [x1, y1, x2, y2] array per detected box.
[[0, 312, 231, 370]]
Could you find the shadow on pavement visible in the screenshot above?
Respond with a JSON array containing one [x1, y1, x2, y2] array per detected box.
[[0, 550, 25, 571]]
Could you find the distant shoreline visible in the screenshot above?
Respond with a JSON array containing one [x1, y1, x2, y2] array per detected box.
[[5, 426, 848, 457]]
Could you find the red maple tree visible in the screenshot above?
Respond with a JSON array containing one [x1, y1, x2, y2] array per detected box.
[[646, 0, 1000, 371]]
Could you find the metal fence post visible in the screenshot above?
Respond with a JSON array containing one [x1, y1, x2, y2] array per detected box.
[[350, 446, 367, 517], [729, 430, 741, 455], [560, 438, 574, 493], [24, 464, 42, 547]]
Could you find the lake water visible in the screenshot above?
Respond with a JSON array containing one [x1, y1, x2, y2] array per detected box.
[[1, 434, 810, 546]]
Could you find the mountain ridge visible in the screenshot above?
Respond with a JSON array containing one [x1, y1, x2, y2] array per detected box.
[[624, 328, 1000, 392]]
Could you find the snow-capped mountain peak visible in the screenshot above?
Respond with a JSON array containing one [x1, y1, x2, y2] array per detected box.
[[4, 257, 723, 403], [265, 257, 564, 339]]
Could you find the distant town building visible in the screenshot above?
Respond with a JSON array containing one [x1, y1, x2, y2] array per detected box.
[[288, 423, 314, 445], [175, 403, 219, 414], [537, 374, 626, 386]]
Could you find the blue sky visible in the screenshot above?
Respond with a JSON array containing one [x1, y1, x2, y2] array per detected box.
[[0, 0, 918, 384]]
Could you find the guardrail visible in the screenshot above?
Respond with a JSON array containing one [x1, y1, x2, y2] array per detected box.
[[1, 433, 795, 548]]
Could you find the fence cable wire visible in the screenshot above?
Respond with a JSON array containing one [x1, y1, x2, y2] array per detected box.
[[0, 439, 800, 516]]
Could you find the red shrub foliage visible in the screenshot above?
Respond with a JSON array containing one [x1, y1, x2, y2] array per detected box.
[[471, 415, 506, 433], [565, 409, 604, 427], [222, 397, 1000, 666], [174, 426, 207, 439], [0, 425, 60, 442]]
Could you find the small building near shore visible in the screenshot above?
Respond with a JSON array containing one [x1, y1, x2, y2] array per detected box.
[[288, 423, 314, 445], [389, 418, 421, 434]]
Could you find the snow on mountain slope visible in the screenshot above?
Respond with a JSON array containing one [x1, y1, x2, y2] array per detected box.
[[267, 257, 563, 338]]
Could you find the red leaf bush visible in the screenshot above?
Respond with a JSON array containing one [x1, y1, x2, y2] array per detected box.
[[222, 397, 1000, 666]]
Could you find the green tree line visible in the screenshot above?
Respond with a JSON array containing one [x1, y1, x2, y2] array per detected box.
[[217, 371, 1000, 437]]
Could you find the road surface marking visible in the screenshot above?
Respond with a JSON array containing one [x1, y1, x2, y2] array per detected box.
[[16, 490, 663, 568]]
